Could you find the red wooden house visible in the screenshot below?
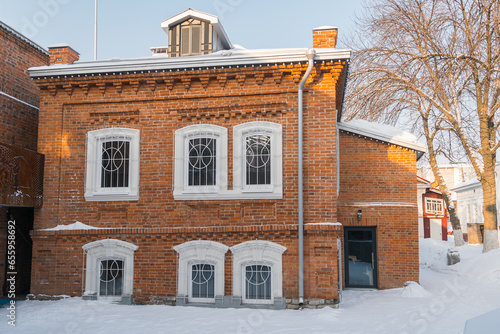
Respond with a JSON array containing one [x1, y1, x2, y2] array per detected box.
[[418, 176, 448, 241]]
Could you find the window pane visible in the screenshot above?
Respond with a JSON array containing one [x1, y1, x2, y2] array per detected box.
[[245, 264, 271, 300], [181, 26, 190, 55], [99, 259, 124, 296], [101, 141, 130, 188], [188, 137, 216, 186], [246, 135, 271, 185], [192, 263, 215, 299], [191, 26, 201, 54]]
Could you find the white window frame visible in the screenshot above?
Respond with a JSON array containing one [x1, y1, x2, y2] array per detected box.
[[97, 257, 125, 302], [82, 239, 138, 302], [85, 128, 140, 201], [188, 260, 217, 303], [174, 125, 228, 198], [173, 240, 228, 304], [241, 261, 273, 305], [230, 240, 286, 305], [233, 122, 283, 195], [425, 198, 444, 215]]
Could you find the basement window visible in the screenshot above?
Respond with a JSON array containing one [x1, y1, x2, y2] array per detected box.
[[230, 240, 286, 306], [82, 239, 138, 304], [174, 240, 228, 304]]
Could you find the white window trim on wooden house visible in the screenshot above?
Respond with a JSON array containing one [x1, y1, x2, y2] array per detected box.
[[425, 198, 444, 215]]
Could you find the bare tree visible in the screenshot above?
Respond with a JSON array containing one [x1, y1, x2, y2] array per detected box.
[[344, 0, 500, 251]]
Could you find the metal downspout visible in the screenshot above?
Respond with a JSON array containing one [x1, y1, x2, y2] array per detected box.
[[298, 49, 316, 308]]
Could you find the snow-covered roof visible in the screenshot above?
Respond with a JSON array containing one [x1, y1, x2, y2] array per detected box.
[[29, 47, 351, 77], [451, 179, 480, 192], [417, 176, 443, 194], [338, 119, 427, 156], [313, 25, 338, 31], [161, 8, 232, 49], [0, 20, 48, 55], [48, 43, 80, 55]]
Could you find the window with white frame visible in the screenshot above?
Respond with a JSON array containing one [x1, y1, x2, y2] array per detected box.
[[174, 125, 227, 197], [189, 262, 215, 302], [174, 240, 228, 304], [230, 240, 286, 305], [243, 262, 272, 302], [233, 122, 282, 195], [425, 198, 444, 215], [82, 239, 138, 303], [99, 259, 124, 297], [85, 128, 140, 201]]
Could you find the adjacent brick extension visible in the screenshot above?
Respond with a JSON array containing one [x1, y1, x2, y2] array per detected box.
[[0, 21, 49, 295]]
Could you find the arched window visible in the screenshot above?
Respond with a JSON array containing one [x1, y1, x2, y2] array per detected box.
[[174, 240, 228, 304], [82, 239, 138, 304], [85, 128, 140, 201], [174, 125, 228, 198], [230, 240, 286, 305], [233, 122, 283, 196]]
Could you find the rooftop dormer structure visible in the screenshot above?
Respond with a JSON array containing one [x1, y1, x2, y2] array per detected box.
[[151, 8, 232, 57]]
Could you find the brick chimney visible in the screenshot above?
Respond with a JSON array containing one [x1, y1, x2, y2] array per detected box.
[[48, 44, 80, 65], [312, 26, 338, 49]]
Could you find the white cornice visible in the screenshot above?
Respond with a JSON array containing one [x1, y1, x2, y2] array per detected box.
[[29, 48, 351, 78]]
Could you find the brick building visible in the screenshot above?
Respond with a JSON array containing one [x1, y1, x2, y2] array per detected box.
[[28, 9, 425, 308], [0, 21, 48, 296]]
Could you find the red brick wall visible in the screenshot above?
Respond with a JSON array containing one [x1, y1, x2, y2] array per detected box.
[[0, 23, 48, 296], [30, 225, 341, 305], [48, 47, 79, 65], [338, 131, 420, 289], [0, 24, 49, 150], [31, 57, 347, 305], [33, 62, 344, 230], [313, 29, 338, 49]]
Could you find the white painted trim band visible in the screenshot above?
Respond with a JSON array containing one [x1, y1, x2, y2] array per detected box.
[[0, 90, 39, 110]]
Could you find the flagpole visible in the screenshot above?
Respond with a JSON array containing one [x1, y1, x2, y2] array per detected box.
[[94, 0, 98, 60]]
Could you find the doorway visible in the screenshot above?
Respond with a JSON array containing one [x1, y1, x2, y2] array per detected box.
[[2, 207, 33, 297], [344, 227, 377, 288]]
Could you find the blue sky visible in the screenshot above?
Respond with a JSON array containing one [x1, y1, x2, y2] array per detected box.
[[0, 0, 364, 61]]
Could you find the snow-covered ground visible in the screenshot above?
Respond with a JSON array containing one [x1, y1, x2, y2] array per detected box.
[[2, 238, 500, 334]]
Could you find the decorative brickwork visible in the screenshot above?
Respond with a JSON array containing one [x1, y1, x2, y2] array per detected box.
[[29, 19, 420, 308]]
